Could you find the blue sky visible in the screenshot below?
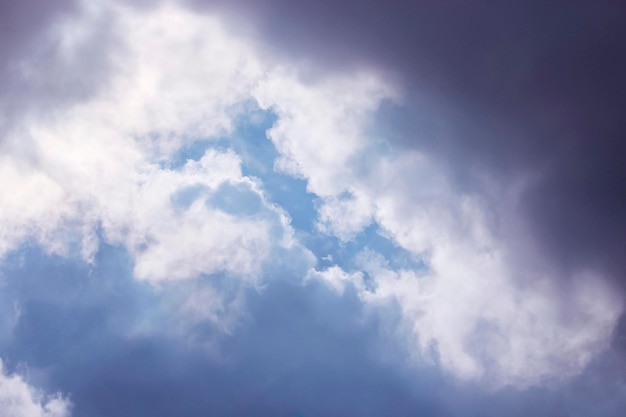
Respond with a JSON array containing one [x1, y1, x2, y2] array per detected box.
[[1, 1, 626, 416]]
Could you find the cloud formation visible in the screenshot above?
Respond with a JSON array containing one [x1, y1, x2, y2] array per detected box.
[[258, 72, 621, 384], [187, 0, 626, 384], [0, 360, 71, 417], [1, 0, 626, 414], [0, 2, 305, 285], [192, 0, 626, 288]]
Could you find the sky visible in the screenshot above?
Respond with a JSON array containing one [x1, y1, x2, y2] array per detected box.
[[1, 0, 626, 416]]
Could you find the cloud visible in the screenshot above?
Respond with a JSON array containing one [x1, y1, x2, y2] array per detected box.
[[0, 0, 119, 138], [2, 0, 625, 405], [0, 1, 310, 287], [190, 0, 626, 292], [0, 2, 329, 356], [3, 245, 626, 416], [306, 265, 364, 295], [358, 250, 620, 385], [0, 245, 444, 417], [0, 360, 71, 417], [249, 46, 623, 384]]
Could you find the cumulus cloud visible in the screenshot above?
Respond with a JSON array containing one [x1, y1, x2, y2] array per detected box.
[[0, 1, 307, 286], [253, 56, 623, 385], [0, 360, 71, 417], [0, 0, 327, 344], [306, 266, 364, 295]]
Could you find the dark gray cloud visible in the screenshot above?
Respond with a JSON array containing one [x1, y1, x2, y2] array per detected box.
[[0, 0, 125, 137], [188, 0, 626, 290], [0, 0, 75, 70]]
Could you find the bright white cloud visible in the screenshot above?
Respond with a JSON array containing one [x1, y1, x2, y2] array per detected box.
[[253, 69, 394, 198], [0, 1, 303, 286], [306, 265, 364, 295], [353, 248, 621, 386], [0, 360, 71, 417]]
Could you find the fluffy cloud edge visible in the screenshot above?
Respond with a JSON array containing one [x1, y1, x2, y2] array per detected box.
[[0, 360, 71, 417]]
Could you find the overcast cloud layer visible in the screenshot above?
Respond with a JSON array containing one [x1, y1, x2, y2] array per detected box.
[[1, 1, 625, 416]]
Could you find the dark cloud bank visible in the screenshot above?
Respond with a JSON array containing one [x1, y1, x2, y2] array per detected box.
[[0, 0, 119, 136], [195, 0, 626, 290]]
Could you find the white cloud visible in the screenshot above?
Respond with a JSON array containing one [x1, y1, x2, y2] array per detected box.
[[306, 265, 364, 295], [352, 248, 621, 386], [253, 69, 394, 198], [0, 0, 321, 339], [252, 52, 624, 385], [0, 1, 304, 285], [0, 360, 71, 417]]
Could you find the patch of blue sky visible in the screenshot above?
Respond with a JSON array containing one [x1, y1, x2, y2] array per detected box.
[[302, 223, 427, 274], [167, 100, 428, 280], [207, 182, 265, 217], [228, 103, 318, 233], [168, 100, 317, 233], [170, 184, 210, 211], [170, 181, 266, 218], [0, 243, 165, 374]]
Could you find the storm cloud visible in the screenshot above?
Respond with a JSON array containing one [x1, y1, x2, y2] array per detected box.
[[188, 0, 626, 287]]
